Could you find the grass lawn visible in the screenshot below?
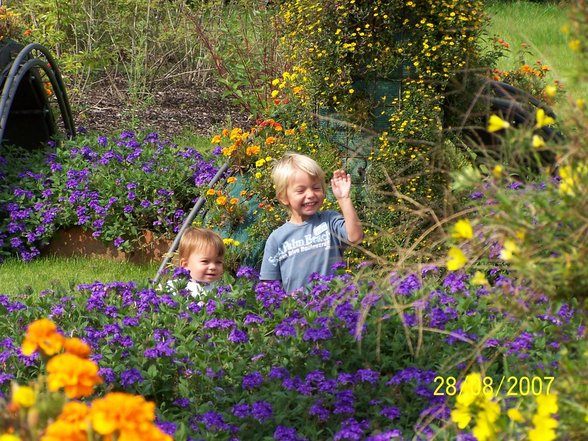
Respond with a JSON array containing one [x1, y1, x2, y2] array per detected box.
[[486, 0, 585, 98], [0, 256, 158, 296]]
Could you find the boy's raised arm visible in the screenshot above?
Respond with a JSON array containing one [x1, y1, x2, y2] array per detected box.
[[331, 170, 364, 244]]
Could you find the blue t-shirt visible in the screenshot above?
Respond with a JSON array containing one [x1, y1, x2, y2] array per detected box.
[[259, 211, 349, 293]]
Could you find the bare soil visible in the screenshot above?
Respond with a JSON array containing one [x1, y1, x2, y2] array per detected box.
[[68, 77, 251, 140]]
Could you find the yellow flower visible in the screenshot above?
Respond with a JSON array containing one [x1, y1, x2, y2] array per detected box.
[[576, 98, 585, 110], [271, 89, 279, 98], [229, 197, 239, 205], [216, 196, 228, 206], [472, 410, 497, 441], [0, 435, 22, 441], [452, 219, 473, 240], [532, 135, 545, 149], [536, 393, 558, 416], [446, 246, 467, 271], [499, 239, 519, 261], [211, 135, 222, 144], [492, 164, 503, 178], [457, 373, 482, 407], [507, 408, 525, 422], [471, 271, 488, 286], [12, 385, 36, 408], [535, 108, 555, 129], [487, 114, 510, 132], [451, 404, 472, 429], [46, 353, 103, 398], [206, 188, 216, 196], [255, 159, 266, 167], [544, 85, 557, 97], [21, 318, 65, 356], [227, 176, 237, 184], [568, 39, 581, 52]]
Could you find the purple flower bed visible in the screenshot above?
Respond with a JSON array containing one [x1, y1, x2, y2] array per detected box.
[[0, 130, 221, 261], [0, 264, 581, 440]]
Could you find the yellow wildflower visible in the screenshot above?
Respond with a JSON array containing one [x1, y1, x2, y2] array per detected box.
[[216, 196, 228, 206], [211, 135, 222, 144], [206, 188, 216, 196], [532, 135, 545, 148], [568, 39, 581, 52], [471, 271, 488, 286], [452, 219, 473, 240], [492, 164, 503, 178], [227, 176, 237, 184], [446, 246, 467, 271], [0, 436, 21, 441], [535, 108, 555, 129], [507, 408, 525, 423], [499, 239, 519, 261], [487, 114, 510, 132]]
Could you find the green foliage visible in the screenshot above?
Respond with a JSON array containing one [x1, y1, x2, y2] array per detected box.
[[14, 0, 209, 100]]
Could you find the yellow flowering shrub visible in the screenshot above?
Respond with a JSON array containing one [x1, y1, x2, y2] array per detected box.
[[0, 319, 171, 441]]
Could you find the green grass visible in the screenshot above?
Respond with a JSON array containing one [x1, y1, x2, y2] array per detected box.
[[0, 256, 158, 296], [486, 0, 586, 98]]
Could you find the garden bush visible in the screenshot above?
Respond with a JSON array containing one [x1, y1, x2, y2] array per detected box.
[[0, 131, 220, 261]]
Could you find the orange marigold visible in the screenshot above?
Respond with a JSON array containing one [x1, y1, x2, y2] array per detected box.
[[42, 401, 90, 441], [47, 353, 103, 398], [216, 195, 228, 206], [246, 145, 261, 156], [63, 337, 91, 358], [21, 318, 65, 356], [90, 392, 172, 441]]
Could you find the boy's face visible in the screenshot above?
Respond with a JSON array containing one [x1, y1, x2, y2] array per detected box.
[[180, 244, 224, 284], [279, 168, 325, 223]]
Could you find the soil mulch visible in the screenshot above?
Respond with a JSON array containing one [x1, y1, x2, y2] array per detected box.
[[68, 77, 252, 140]]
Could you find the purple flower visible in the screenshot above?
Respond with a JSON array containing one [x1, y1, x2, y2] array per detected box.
[[309, 400, 331, 422], [333, 418, 369, 441], [395, 274, 421, 295], [251, 401, 273, 422], [120, 368, 144, 387], [232, 403, 251, 418], [228, 328, 249, 343], [242, 371, 264, 390], [273, 425, 307, 441], [356, 368, 380, 384]]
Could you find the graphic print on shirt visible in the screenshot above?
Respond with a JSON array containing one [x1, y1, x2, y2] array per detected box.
[[268, 222, 330, 267]]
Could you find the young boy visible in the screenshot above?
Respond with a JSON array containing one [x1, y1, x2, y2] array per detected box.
[[260, 152, 363, 293], [174, 227, 225, 298]]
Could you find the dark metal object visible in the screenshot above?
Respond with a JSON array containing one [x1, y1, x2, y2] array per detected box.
[[0, 41, 75, 148]]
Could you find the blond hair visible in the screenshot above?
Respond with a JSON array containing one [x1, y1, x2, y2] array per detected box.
[[178, 227, 225, 262], [271, 152, 326, 203]]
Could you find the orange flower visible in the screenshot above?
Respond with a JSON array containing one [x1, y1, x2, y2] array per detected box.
[[229, 197, 239, 205], [21, 318, 65, 356], [42, 401, 90, 441], [63, 337, 91, 358], [90, 392, 172, 441], [47, 353, 103, 398], [246, 145, 261, 156], [23, 29, 33, 37], [265, 136, 277, 145], [227, 176, 237, 184], [216, 195, 228, 206]]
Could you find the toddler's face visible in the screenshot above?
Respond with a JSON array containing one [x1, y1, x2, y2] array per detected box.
[[280, 169, 325, 223], [181, 244, 224, 284]]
